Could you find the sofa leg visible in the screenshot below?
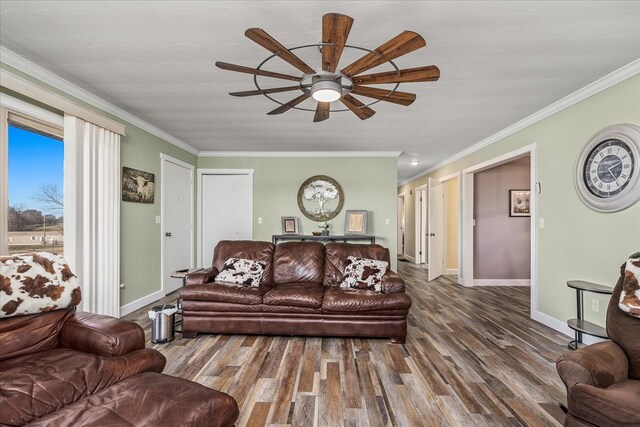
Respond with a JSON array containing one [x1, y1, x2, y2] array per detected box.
[[182, 331, 198, 339], [390, 336, 406, 344]]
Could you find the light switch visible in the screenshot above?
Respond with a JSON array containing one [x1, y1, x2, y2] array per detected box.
[[539, 218, 545, 228], [385, 218, 390, 225], [258, 217, 263, 224], [155, 215, 161, 224]]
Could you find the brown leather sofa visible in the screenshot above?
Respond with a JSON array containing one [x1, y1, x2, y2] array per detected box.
[[0, 307, 239, 427], [179, 241, 412, 342], [556, 263, 640, 427]]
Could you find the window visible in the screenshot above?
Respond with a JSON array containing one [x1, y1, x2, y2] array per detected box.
[[1, 102, 64, 255]]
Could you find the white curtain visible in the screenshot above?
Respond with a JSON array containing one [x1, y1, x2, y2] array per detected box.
[[64, 116, 120, 317]]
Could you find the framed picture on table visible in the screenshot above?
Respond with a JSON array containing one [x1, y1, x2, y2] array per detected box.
[[281, 216, 300, 235], [344, 210, 367, 235]]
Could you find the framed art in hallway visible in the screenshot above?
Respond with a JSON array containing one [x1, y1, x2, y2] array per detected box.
[[281, 216, 299, 235], [509, 189, 530, 217], [345, 210, 368, 235]]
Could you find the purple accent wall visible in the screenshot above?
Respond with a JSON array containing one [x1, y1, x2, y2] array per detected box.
[[474, 156, 531, 280]]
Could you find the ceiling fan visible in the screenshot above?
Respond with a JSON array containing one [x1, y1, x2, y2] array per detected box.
[[215, 13, 440, 122]]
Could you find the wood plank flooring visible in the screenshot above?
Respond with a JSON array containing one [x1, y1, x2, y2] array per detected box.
[[123, 262, 569, 426]]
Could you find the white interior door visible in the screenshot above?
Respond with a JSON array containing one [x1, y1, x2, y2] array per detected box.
[[397, 195, 405, 256], [162, 156, 194, 294], [200, 173, 252, 267], [428, 177, 444, 281]]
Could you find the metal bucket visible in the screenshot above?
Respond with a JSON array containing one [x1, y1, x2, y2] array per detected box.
[[149, 304, 177, 344]]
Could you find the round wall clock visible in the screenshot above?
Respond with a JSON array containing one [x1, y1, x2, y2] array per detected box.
[[575, 123, 640, 212]]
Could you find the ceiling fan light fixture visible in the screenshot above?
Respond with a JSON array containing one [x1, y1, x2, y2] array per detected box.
[[311, 80, 342, 102]]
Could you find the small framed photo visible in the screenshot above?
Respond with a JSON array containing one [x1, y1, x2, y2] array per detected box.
[[344, 210, 368, 235], [281, 216, 299, 235], [509, 190, 531, 217]]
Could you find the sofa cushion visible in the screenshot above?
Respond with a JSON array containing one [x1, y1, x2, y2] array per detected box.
[[263, 283, 324, 308], [0, 252, 81, 318], [569, 380, 640, 426], [322, 288, 412, 313], [215, 258, 266, 288], [340, 256, 388, 292], [273, 242, 325, 285], [0, 348, 165, 426], [178, 283, 271, 305], [324, 243, 390, 288], [212, 240, 274, 285]]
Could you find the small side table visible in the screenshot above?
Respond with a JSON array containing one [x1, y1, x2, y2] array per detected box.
[[566, 280, 613, 350], [170, 268, 203, 334]]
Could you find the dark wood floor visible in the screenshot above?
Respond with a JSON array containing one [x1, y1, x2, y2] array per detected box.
[[124, 262, 568, 426]]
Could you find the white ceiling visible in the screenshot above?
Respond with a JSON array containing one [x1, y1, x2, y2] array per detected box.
[[1, 1, 639, 181]]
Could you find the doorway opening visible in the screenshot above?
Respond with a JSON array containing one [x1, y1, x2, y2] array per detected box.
[[461, 144, 537, 316]]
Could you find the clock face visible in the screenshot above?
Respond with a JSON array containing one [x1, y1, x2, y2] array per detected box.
[[583, 138, 634, 198]]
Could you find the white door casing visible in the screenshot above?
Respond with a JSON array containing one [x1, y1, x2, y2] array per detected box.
[[198, 170, 253, 267], [397, 193, 405, 256], [414, 185, 427, 264], [428, 177, 445, 281], [161, 154, 194, 295]]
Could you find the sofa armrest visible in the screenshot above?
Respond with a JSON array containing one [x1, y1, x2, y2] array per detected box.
[[556, 341, 629, 390], [382, 270, 405, 294], [185, 267, 218, 286], [60, 312, 145, 357]]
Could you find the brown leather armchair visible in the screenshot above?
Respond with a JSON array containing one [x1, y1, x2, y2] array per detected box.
[[556, 264, 640, 427]]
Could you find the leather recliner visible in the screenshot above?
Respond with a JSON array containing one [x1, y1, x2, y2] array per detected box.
[[556, 263, 640, 427], [179, 241, 412, 342], [0, 308, 239, 426]]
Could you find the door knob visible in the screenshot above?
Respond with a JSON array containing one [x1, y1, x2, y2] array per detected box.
[[165, 232, 172, 237], [429, 233, 435, 237]]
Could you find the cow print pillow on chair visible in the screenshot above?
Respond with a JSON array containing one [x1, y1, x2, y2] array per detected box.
[[0, 252, 81, 318], [340, 256, 389, 292], [215, 258, 266, 287], [620, 252, 640, 318]]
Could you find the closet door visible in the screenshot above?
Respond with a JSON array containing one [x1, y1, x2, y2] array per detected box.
[[199, 172, 253, 266]]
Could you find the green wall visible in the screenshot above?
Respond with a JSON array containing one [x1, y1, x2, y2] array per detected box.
[[399, 74, 640, 329], [1, 62, 198, 307], [197, 157, 398, 270]]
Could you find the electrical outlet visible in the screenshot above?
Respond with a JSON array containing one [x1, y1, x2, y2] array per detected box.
[[257, 217, 263, 224], [592, 299, 599, 313]]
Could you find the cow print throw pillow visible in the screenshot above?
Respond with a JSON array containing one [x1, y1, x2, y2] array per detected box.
[[340, 256, 389, 293], [215, 258, 266, 288], [0, 252, 81, 318], [619, 252, 640, 318]]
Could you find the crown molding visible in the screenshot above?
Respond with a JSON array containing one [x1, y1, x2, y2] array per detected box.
[[398, 58, 640, 187], [0, 46, 199, 155], [198, 151, 402, 158]]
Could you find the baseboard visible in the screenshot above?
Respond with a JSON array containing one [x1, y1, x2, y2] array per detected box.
[[120, 289, 164, 317], [445, 268, 458, 275], [474, 279, 530, 286], [404, 255, 416, 262], [531, 310, 573, 337]]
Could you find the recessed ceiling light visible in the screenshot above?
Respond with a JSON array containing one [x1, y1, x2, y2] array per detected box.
[[409, 160, 420, 166]]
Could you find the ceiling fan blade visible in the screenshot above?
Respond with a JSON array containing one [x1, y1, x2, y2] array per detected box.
[[339, 94, 376, 120], [313, 102, 331, 122], [322, 13, 354, 73], [352, 65, 440, 85], [245, 28, 315, 74], [341, 31, 426, 77], [351, 86, 416, 106], [229, 86, 301, 97], [215, 61, 302, 82], [267, 93, 310, 115]]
